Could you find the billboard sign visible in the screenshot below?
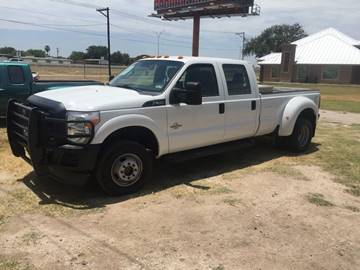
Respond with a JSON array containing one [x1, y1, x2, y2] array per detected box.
[[153, 0, 259, 19]]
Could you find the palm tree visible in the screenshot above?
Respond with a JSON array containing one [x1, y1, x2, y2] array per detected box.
[[44, 45, 51, 57]]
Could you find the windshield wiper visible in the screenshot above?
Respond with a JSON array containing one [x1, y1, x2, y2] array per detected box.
[[114, 84, 135, 90], [113, 84, 147, 93]]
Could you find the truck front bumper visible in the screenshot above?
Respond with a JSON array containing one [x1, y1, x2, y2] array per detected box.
[[46, 144, 100, 186], [7, 99, 100, 186]]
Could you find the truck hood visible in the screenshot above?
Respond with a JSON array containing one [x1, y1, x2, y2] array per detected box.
[[34, 85, 155, 111]]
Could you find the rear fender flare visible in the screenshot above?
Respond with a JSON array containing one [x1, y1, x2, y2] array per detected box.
[[278, 96, 318, 137]]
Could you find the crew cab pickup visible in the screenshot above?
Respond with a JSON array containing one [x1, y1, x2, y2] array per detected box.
[[0, 62, 102, 116], [7, 57, 320, 195]]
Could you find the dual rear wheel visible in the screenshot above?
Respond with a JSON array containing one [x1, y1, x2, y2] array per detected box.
[[277, 117, 314, 153]]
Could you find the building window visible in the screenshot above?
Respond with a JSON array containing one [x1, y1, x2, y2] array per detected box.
[[322, 66, 339, 80], [271, 66, 280, 78], [297, 66, 308, 82], [283, 52, 290, 73], [222, 64, 251, 95]]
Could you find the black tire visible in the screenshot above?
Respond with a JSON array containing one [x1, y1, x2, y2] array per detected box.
[[96, 141, 153, 196], [287, 117, 314, 152]]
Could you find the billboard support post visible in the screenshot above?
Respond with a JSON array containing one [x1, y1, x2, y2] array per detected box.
[[192, 15, 200, 57]]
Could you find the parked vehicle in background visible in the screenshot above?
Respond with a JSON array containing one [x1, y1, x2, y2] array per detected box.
[[0, 62, 102, 116], [7, 56, 320, 196], [9, 58, 23, 62]]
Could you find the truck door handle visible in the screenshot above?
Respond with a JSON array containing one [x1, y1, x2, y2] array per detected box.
[[219, 103, 225, 114], [251, 100, 256, 111]]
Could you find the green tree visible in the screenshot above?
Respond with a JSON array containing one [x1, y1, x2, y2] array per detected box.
[[25, 49, 46, 58], [86, 45, 108, 59], [244, 23, 307, 57], [0, 47, 16, 56], [44, 45, 51, 56], [111, 51, 131, 65], [69, 51, 86, 62]]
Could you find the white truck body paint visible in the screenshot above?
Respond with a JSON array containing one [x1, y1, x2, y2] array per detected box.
[[33, 56, 320, 158], [34, 85, 154, 111]]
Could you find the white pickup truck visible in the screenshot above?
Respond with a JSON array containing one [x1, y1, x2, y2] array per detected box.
[[7, 56, 320, 195]]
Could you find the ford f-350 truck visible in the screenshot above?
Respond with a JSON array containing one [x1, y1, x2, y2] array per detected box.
[[7, 57, 320, 195]]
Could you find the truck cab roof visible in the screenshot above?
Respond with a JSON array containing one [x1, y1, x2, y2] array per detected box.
[[0, 62, 30, 67], [141, 56, 250, 65]]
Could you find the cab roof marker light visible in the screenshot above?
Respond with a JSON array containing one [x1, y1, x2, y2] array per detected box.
[[178, 56, 184, 59]]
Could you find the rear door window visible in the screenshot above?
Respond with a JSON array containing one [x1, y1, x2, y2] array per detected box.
[[8, 66, 25, 84], [222, 64, 251, 95]]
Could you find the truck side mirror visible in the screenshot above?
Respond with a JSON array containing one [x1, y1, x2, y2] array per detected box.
[[170, 82, 202, 106]]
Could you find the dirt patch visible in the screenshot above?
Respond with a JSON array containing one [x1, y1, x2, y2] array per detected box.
[[1, 162, 360, 269], [320, 110, 360, 125]]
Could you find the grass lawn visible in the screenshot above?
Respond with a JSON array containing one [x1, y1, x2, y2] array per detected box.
[[267, 82, 360, 113]]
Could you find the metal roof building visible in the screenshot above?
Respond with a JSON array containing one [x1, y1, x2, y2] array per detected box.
[[258, 28, 360, 84]]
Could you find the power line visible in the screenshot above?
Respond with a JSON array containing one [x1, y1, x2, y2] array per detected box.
[[0, 18, 106, 37], [42, 23, 104, 27], [2, 3, 243, 39], [49, 0, 241, 34], [0, 18, 238, 52], [0, 5, 103, 25], [50, 0, 100, 10]]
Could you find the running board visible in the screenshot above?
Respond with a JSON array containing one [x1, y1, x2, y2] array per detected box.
[[162, 139, 255, 163]]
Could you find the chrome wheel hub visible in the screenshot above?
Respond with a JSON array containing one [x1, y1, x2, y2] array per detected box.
[[111, 154, 143, 187]]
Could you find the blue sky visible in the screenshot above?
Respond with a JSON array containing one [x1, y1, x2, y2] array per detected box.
[[0, 0, 359, 59]]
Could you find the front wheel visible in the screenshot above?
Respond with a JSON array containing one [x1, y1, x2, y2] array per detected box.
[[96, 141, 153, 196]]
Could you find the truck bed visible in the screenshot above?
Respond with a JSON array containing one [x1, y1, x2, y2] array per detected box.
[[256, 85, 320, 137]]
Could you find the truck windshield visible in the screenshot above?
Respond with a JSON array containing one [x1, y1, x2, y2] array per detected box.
[[110, 60, 184, 93]]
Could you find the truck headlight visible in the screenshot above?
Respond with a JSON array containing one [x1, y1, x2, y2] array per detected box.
[[66, 111, 100, 145]]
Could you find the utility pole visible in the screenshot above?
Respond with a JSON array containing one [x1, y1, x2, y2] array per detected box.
[[155, 31, 164, 56], [235, 32, 246, 60], [97, 7, 112, 80], [56, 48, 59, 58]]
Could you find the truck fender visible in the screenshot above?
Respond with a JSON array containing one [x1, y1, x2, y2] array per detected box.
[[92, 114, 168, 156], [278, 96, 318, 137]]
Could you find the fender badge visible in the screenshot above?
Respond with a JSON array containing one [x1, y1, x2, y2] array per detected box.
[[170, 122, 182, 130]]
